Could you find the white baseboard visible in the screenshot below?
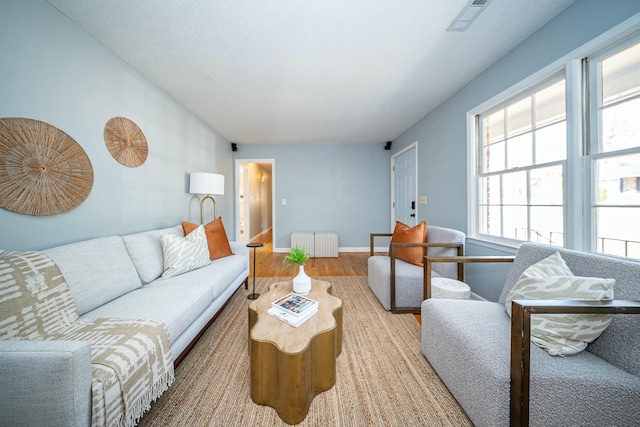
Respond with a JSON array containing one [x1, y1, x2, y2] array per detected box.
[[274, 246, 380, 254]]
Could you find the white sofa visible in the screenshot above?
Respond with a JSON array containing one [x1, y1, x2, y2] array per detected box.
[[0, 225, 249, 426]]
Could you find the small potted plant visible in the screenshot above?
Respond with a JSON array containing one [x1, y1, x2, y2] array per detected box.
[[283, 245, 311, 294]]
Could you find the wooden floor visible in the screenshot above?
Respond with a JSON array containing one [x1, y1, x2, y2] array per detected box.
[[246, 229, 421, 323], [248, 229, 370, 277]]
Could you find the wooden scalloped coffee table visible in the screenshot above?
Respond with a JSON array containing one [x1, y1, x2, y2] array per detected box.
[[248, 279, 343, 424]]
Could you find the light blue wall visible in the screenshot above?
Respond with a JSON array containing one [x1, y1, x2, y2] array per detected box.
[[234, 143, 390, 250], [391, 0, 640, 301], [0, 1, 233, 251]]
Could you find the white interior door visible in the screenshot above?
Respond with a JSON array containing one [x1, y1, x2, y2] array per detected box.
[[392, 144, 417, 227]]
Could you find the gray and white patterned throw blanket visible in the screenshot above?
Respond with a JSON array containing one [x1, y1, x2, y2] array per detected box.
[[0, 250, 174, 427]]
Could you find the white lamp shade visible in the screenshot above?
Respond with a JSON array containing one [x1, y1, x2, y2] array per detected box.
[[189, 172, 224, 195]]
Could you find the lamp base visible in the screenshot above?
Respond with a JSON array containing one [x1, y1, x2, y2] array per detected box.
[[247, 293, 260, 300]]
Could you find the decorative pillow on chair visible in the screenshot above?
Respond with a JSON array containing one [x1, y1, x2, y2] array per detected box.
[[390, 221, 428, 266], [160, 224, 210, 279], [505, 252, 615, 356], [182, 217, 233, 260]]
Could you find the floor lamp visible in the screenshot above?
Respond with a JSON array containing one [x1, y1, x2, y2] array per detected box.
[[189, 172, 224, 224], [247, 242, 263, 300]]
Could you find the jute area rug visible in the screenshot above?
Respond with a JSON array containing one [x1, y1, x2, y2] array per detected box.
[[138, 276, 472, 426]]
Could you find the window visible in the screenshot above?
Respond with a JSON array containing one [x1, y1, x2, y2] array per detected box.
[[589, 40, 640, 258], [477, 77, 566, 246], [470, 29, 640, 259]]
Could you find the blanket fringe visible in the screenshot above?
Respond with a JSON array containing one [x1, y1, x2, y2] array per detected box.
[[115, 370, 175, 427]]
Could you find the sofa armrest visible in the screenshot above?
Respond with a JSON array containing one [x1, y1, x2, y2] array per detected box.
[[229, 241, 249, 258], [229, 241, 250, 271], [510, 299, 640, 427], [423, 255, 514, 299], [0, 340, 93, 427]]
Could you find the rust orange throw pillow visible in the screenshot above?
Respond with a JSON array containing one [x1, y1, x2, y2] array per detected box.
[[182, 217, 233, 260], [390, 221, 428, 266]]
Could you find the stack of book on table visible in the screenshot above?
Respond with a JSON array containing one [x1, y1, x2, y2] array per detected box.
[[268, 292, 319, 327]]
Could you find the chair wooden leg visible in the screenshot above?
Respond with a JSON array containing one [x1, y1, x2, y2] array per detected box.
[[424, 259, 432, 300], [510, 302, 531, 427], [390, 246, 397, 313]]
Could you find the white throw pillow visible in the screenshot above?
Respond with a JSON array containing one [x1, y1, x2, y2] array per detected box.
[[505, 252, 615, 356], [160, 224, 210, 279]]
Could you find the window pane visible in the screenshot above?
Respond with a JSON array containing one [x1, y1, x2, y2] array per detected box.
[[507, 97, 532, 137], [484, 141, 505, 173], [530, 165, 563, 205], [596, 206, 640, 259], [503, 206, 528, 240], [503, 171, 527, 205], [506, 133, 532, 168], [536, 80, 566, 127], [475, 74, 566, 247], [596, 153, 640, 205], [480, 204, 502, 236], [480, 175, 501, 205], [530, 206, 564, 247], [535, 122, 566, 164], [602, 97, 640, 152], [602, 42, 640, 106], [485, 110, 505, 144], [596, 152, 640, 259]]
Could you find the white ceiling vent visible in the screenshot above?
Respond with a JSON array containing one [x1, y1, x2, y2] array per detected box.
[[447, 0, 493, 32]]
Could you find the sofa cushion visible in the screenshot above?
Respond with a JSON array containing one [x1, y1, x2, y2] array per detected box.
[[43, 236, 141, 315], [505, 252, 615, 356], [390, 221, 427, 266], [182, 218, 233, 261], [160, 225, 210, 279], [122, 226, 182, 284], [82, 284, 213, 346], [146, 254, 246, 301]]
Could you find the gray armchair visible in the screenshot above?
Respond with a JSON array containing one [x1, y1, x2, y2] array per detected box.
[[367, 225, 465, 313], [422, 242, 640, 426]]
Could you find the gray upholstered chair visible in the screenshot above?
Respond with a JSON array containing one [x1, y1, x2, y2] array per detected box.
[[422, 242, 640, 426], [367, 225, 465, 313]]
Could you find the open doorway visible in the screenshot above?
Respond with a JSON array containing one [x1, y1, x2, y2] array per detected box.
[[235, 160, 274, 246]]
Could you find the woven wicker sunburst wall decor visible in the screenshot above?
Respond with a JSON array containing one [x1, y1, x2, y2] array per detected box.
[[0, 117, 94, 216], [104, 117, 148, 167]]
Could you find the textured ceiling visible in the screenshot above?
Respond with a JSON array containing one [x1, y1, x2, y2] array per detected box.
[[47, 0, 575, 145]]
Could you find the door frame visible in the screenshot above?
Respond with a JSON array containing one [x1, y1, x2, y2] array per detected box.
[[390, 142, 418, 230], [234, 158, 276, 246]]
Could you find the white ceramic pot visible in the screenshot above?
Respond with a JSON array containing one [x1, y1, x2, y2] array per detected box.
[[292, 264, 312, 295]]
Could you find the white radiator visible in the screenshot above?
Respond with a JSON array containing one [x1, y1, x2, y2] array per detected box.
[[314, 232, 338, 258], [290, 232, 315, 257]]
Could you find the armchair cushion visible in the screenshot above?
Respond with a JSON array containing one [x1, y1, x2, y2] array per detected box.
[[505, 252, 615, 356], [390, 221, 427, 266]]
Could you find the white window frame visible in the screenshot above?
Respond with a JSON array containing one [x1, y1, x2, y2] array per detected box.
[[467, 13, 640, 252], [586, 33, 640, 255]]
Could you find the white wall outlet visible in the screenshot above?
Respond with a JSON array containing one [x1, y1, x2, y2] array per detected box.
[[282, 198, 287, 205], [419, 196, 427, 205]]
